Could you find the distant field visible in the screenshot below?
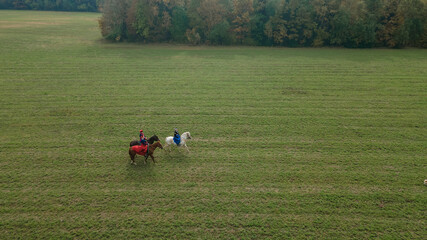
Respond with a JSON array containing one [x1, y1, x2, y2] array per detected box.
[[0, 10, 426, 239]]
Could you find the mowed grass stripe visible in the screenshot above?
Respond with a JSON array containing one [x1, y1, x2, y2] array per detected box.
[[1, 10, 426, 239]]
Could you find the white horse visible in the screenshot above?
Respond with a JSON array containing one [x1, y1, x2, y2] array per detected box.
[[165, 132, 192, 152]]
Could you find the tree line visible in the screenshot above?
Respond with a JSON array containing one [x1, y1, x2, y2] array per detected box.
[[0, 0, 99, 12], [1, 0, 425, 47], [98, 0, 426, 48]]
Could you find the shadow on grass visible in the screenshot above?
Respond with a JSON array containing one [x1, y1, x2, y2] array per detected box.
[[124, 156, 157, 182], [161, 148, 190, 164], [123, 148, 191, 182]]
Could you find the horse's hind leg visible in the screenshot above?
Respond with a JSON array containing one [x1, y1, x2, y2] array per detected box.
[[129, 149, 136, 165]]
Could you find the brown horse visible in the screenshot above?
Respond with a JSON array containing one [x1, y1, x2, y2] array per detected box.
[[129, 141, 163, 165]]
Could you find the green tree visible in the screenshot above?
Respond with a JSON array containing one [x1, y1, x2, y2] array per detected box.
[[208, 20, 232, 44], [396, 0, 425, 47], [330, 0, 376, 47], [171, 6, 189, 43], [0, 0, 14, 8], [249, 0, 270, 45]]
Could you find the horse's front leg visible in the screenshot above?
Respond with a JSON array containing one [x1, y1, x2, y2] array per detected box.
[[150, 154, 155, 164], [184, 143, 190, 153], [144, 156, 148, 164]]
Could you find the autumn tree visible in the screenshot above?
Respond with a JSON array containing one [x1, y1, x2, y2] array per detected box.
[[197, 0, 227, 41], [96, 0, 426, 48], [98, 0, 129, 41], [264, 0, 287, 44], [376, 0, 404, 47], [265, 0, 317, 46], [311, 0, 340, 47], [231, 0, 254, 43], [128, 0, 177, 42]]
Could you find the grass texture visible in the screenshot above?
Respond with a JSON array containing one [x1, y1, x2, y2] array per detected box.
[[0, 10, 426, 239]]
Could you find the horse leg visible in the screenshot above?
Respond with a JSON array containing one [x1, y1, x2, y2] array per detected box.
[[129, 148, 136, 165], [184, 143, 190, 153], [150, 154, 155, 164], [165, 144, 172, 153]]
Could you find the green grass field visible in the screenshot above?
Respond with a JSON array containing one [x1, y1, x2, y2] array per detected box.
[[1, 10, 426, 239]]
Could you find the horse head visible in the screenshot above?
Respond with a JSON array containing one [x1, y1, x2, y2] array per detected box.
[[154, 141, 163, 149], [152, 135, 159, 141], [148, 135, 160, 144], [182, 132, 191, 140]]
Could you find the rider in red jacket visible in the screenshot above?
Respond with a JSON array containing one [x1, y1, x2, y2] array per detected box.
[[139, 129, 147, 145]]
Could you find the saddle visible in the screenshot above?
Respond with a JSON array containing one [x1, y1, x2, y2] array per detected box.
[[131, 144, 148, 156]]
